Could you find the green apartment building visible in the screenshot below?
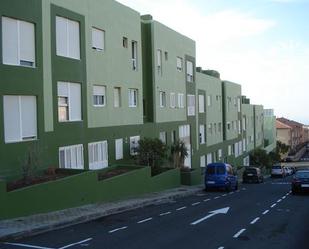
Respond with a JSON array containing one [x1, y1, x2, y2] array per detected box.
[[0, 0, 276, 219]]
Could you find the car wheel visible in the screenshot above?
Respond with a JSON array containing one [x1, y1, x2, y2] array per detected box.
[[225, 184, 232, 192], [235, 182, 238, 190]]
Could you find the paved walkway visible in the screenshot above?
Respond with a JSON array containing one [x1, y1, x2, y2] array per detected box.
[[0, 185, 204, 241]]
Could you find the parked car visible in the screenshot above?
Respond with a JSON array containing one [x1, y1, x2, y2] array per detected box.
[[284, 167, 293, 176], [291, 170, 309, 194], [271, 165, 286, 178], [242, 167, 264, 183], [204, 163, 238, 192]]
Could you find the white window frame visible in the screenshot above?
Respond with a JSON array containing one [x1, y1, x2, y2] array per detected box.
[[159, 91, 166, 108], [93, 85, 106, 107], [88, 141, 108, 170], [207, 153, 212, 165], [59, 144, 84, 169], [157, 49, 162, 75], [176, 57, 183, 72], [200, 155, 206, 167], [56, 16, 80, 60], [178, 93, 184, 108], [3, 95, 37, 143], [218, 149, 222, 160], [91, 27, 105, 51], [228, 145, 232, 156], [131, 41, 138, 71], [170, 93, 176, 108], [186, 60, 194, 82], [199, 125, 205, 144], [128, 88, 138, 107], [187, 94, 195, 116], [130, 136, 140, 155], [114, 87, 121, 108], [2, 17, 35, 67], [58, 82, 82, 122], [115, 138, 123, 160], [159, 131, 167, 144], [198, 94, 205, 113]]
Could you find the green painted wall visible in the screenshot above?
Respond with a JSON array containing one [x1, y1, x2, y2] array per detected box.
[[242, 103, 255, 152], [254, 105, 264, 148]]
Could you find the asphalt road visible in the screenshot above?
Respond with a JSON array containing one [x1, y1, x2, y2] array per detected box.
[[1, 176, 309, 249]]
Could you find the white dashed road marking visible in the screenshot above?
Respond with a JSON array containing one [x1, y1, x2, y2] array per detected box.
[[233, 229, 246, 238], [218, 247, 224, 249], [159, 211, 171, 216], [204, 198, 211, 202], [3, 243, 55, 249], [250, 217, 260, 224], [222, 194, 227, 197], [176, 206, 187, 211], [262, 210, 269, 215], [271, 203, 277, 208], [59, 238, 93, 249], [108, 227, 128, 234], [214, 196, 220, 199], [192, 202, 201, 206], [277, 199, 282, 203], [137, 217, 153, 224]]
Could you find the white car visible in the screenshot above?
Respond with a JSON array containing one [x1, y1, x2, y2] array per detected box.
[[271, 165, 285, 178]]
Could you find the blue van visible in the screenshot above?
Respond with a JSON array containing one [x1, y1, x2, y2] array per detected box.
[[204, 163, 238, 192]]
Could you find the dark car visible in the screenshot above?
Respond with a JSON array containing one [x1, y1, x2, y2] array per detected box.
[[291, 170, 309, 194], [242, 167, 264, 183], [204, 163, 238, 192]]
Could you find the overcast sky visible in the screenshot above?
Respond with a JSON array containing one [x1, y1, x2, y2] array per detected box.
[[117, 0, 309, 124]]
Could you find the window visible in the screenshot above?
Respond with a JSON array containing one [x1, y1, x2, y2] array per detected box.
[[238, 120, 241, 134], [157, 49, 162, 75], [56, 16, 80, 59], [128, 89, 138, 107], [200, 155, 206, 167], [159, 91, 166, 108], [239, 141, 243, 155], [130, 136, 140, 155], [164, 51, 168, 61], [227, 97, 231, 111], [171, 130, 176, 143], [243, 138, 246, 152], [131, 41, 137, 71], [218, 123, 222, 133], [114, 87, 121, 107], [170, 93, 176, 108], [228, 145, 232, 156], [2, 17, 35, 67], [208, 123, 212, 134], [237, 97, 241, 112], [207, 153, 212, 165], [198, 95, 205, 113], [159, 131, 166, 144], [3, 95, 37, 143], [58, 82, 81, 122], [227, 122, 231, 130], [199, 125, 205, 144], [93, 85, 106, 107], [123, 37, 128, 48], [178, 93, 184, 108], [218, 149, 222, 160], [214, 123, 217, 134], [234, 143, 239, 157], [59, 144, 84, 169], [242, 117, 246, 131], [88, 141, 108, 170], [176, 57, 183, 72], [207, 95, 212, 107], [91, 27, 104, 51], [186, 60, 193, 82], [187, 94, 195, 116], [115, 138, 123, 160]]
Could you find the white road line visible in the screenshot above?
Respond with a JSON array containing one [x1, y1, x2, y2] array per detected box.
[[108, 226, 128, 234], [176, 206, 187, 211], [282, 196, 286, 199], [59, 238, 93, 249], [214, 196, 220, 199], [159, 211, 171, 216], [192, 202, 201, 206], [218, 247, 224, 249], [3, 243, 55, 249], [277, 199, 282, 203], [271, 203, 277, 208], [262, 209, 269, 215], [137, 217, 153, 224], [233, 229, 246, 238], [222, 194, 227, 197], [203, 198, 211, 202], [250, 217, 260, 224]]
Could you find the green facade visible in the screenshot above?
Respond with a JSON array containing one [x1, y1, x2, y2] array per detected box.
[[0, 0, 276, 219]]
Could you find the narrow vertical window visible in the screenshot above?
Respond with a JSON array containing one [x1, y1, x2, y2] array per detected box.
[[159, 132, 167, 144], [178, 93, 184, 108], [199, 125, 205, 144], [176, 57, 183, 72], [122, 37, 128, 48], [92, 27, 104, 51], [157, 49, 162, 75], [114, 87, 121, 108], [170, 93, 176, 108], [186, 60, 194, 82], [159, 91, 166, 108], [198, 95, 205, 113], [131, 41, 138, 71], [93, 85, 106, 107], [128, 89, 138, 107], [187, 95, 195, 116], [115, 138, 123, 160]]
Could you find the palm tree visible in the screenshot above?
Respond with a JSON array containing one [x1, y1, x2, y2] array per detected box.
[[171, 140, 188, 168]]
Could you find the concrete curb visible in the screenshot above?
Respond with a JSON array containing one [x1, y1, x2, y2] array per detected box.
[[0, 185, 204, 241]]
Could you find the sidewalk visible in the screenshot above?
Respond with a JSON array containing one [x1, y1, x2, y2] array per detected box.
[[0, 185, 204, 241]]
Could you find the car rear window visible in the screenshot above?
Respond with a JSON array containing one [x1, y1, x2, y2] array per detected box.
[[296, 172, 309, 178], [216, 166, 226, 174], [272, 166, 281, 169], [206, 167, 215, 175], [245, 168, 256, 173]]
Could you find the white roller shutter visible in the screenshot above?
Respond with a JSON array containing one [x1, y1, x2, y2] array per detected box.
[[19, 20, 35, 64], [20, 96, 37, 139], [2, 17, 19, 65], [56, 16, 68, 57], [115, 139, 123, 160], [68, 19, 80, 59], [3, 96, 20, 143], [69, 83, 81, 121], [92, 27, 104, 50]]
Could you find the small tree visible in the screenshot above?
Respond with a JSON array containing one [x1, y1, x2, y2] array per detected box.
[[249, 148, 272, 170], [171, 140, 188, 169], [135, 138, 168, 169], [276, 141, 290, 157]]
